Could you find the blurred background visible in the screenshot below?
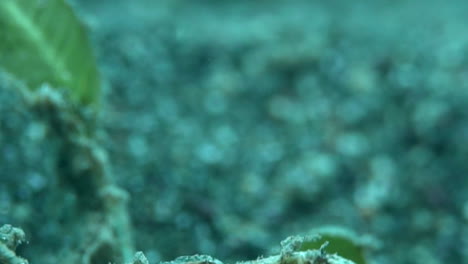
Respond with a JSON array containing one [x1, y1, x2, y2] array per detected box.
[[2, 0, 468, 263]]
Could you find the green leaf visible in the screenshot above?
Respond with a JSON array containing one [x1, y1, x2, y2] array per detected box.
[[300, 227, 372, 264], [0, 0, 101, 107]]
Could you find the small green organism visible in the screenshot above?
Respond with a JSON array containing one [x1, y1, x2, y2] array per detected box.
[[299, 227, 373, 264], [0, 0, 101, 108]]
